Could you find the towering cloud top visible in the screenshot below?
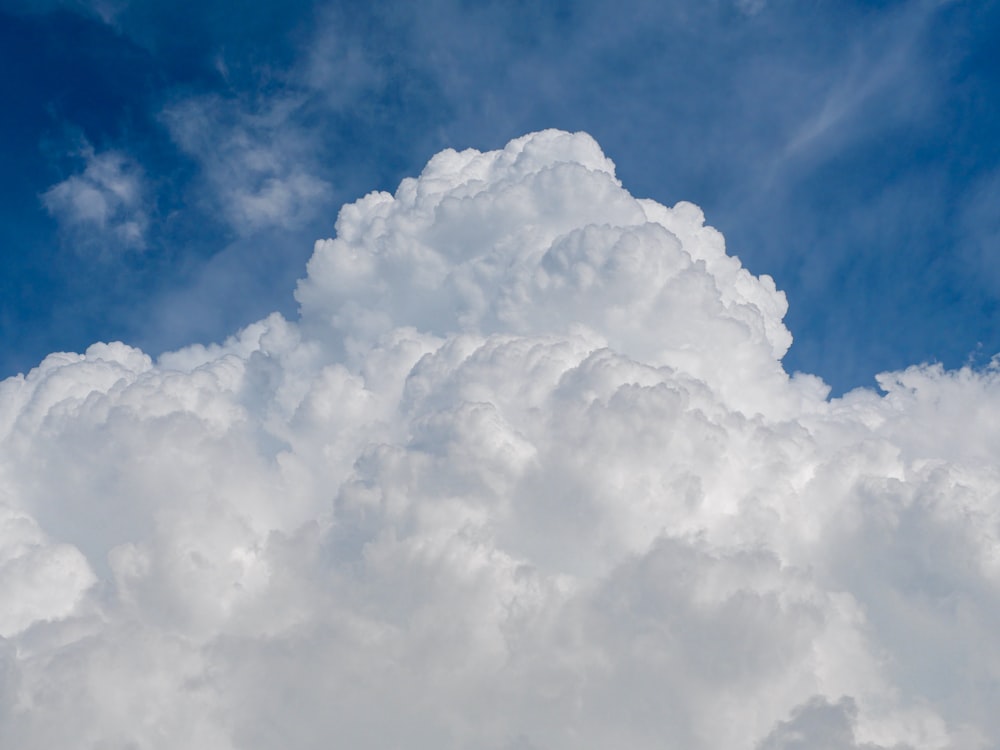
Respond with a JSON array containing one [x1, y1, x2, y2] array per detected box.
[[298, 130, 798, 414], [1, 131, 999, 749]]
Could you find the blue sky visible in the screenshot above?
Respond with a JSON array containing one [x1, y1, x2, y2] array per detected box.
[[2, 0, 998, 394]]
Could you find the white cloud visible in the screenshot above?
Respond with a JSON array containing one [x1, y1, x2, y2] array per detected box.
[[155, 7, 402, 240], [0, 506, 96, 639], [41, 144, 149, 254], [4, 130, 1000, 748], [161, 93, 333, 235]]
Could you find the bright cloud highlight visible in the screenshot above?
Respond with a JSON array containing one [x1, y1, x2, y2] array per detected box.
[[4, 130, 1000, 749]]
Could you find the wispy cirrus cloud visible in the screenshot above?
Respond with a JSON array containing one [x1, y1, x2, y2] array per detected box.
[[777, 1, 940, 167], [41, 142, 149, 256], [161, 94, 333, 235]]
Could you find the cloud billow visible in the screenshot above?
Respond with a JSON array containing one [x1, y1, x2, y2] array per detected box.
[[2, 130, 999, 749]]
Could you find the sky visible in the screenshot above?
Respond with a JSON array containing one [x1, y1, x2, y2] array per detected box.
[[4, 2, 1000, 748], [0, 0, 998, 393]]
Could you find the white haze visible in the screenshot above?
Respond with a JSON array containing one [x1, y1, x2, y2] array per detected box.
[[3, 130, 1000, 749]]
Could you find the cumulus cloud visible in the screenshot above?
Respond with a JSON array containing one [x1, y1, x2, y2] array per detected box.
[[3, 130, 1000, 748], [41, 143, 149, 254]]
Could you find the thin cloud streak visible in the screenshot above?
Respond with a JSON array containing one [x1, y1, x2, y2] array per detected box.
[[779, 1, 940, 167]]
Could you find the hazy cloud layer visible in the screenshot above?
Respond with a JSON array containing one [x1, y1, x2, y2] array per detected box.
[[41, 143, 149, 255], [3, 131, 1000, 748], [161, 94, 333, 234]]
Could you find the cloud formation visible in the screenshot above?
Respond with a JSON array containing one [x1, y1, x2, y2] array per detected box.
[[4, 130, 1000, 748], [41, 143, 149, 255], [161, 94, 334, 235]]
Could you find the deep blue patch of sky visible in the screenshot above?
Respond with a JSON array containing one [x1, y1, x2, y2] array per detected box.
[[1, 0, 998, 395]]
